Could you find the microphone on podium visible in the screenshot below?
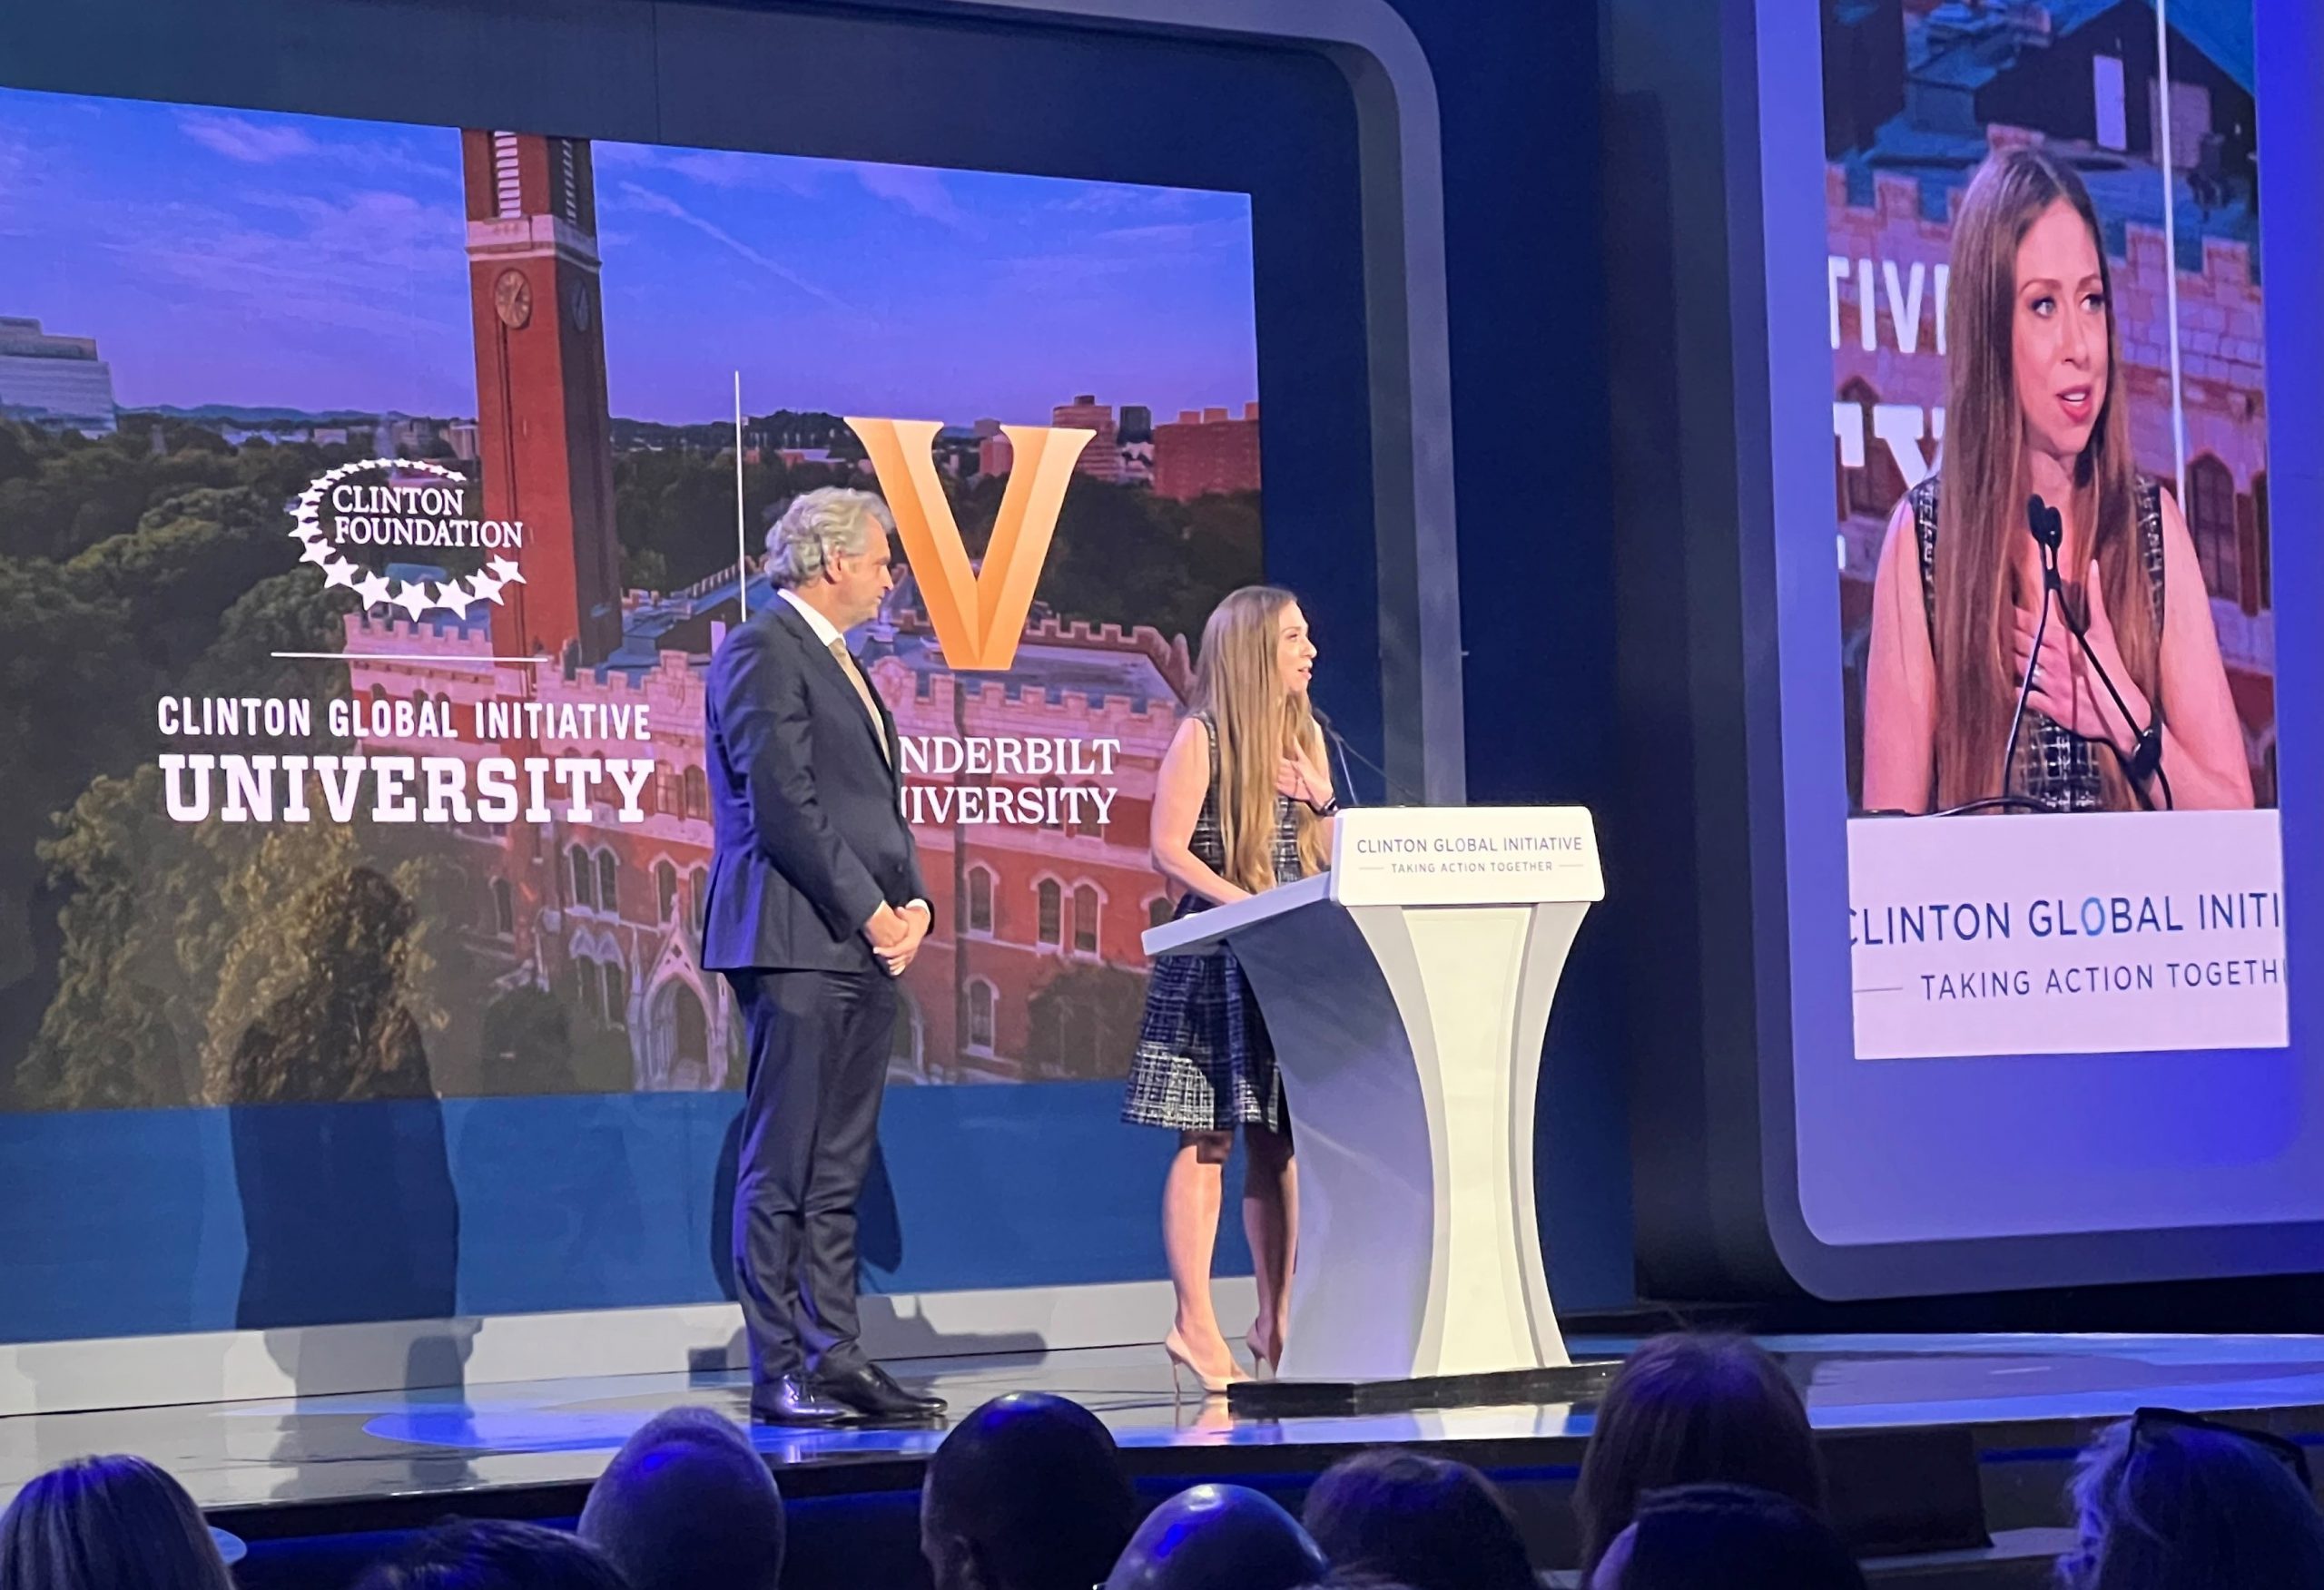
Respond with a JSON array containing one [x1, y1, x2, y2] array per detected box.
[[1996, 493, 2062, 807], [1310, 706, 1425, 807]]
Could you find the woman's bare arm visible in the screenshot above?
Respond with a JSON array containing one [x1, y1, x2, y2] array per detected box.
[[1149, 717, 1250, 906], [1861, 497, 1939, 813]]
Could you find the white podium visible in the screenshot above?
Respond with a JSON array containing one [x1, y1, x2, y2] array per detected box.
[[1143, 806, 1609, 1413]]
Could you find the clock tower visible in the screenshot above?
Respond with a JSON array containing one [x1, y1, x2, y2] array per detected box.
[[461, 131, 622, 665]]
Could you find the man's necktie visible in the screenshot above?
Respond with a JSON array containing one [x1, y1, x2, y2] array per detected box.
[[830, 639, 891, 765]]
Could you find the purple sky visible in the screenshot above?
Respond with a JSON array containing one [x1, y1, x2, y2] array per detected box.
[[0, 89, 1259, 426]]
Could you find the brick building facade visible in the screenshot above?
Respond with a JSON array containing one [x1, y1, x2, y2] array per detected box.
[[340, 132, 1206, 1094]]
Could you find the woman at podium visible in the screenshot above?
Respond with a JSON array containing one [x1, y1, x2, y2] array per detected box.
[[1123, 584, 1335, 1395]]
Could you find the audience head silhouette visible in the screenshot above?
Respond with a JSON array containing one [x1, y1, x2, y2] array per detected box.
[[1593, 1484, 1864, 1590], [921, 1393, 1137, 1590], [1574, 1333, 1823, 1578], [0, 1455, 235, 1590], [1103, 1484, 1327, 1590], [350, 1519, 628, 1590], [578, 1407, 784, 1590], [1302, 1448, 1536, 1590], [2059, 1409, 2324, 1590]]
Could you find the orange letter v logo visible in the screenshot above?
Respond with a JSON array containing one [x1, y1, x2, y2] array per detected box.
[[844, 417, 1093, 672]]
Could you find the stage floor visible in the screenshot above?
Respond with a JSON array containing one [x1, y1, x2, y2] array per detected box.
[[6, 1331, 2324, 1525]]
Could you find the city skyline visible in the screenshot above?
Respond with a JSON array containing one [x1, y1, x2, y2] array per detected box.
[[0, 87, 1260, 427]]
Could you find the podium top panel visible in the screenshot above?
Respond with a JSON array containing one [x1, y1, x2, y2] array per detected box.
[[1328, 806, 1603, 907]]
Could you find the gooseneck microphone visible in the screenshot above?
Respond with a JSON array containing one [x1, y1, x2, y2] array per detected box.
[[1996, 493, 2061, 810], [1310, 707, 1425, 807], [2021, 492, 2173, 812]]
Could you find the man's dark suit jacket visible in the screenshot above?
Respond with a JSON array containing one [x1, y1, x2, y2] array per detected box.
[[700, 598, 925, 974]]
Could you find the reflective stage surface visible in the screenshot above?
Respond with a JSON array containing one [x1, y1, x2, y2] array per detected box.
[[5, 1332, 2324, 1520]]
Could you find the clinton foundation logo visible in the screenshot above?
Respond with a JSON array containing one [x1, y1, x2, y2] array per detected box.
[[292, 457, 527, 619], [846, 417, 1092, 672]]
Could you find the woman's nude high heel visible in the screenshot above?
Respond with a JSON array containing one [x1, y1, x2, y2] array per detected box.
[[1163, 1330, 1246, 1398]]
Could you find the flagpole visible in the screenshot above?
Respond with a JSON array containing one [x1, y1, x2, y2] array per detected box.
[[734, 370, 748, 621]]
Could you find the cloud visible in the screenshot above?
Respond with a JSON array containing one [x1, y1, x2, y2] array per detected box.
[[595, 141, 977, 230], [594, 142, 823, 197], [608, 181, 857, 315], [852, 164, 972, 231], [1054, 182, 1206, 217], [177, 111, 320, 164], [1001, 215, 1249, 291], [128, 186, 472, 342], [174, 109, 458, 188], [1097, 222, 1220, 249]]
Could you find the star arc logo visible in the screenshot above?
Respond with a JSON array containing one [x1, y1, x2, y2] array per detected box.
[[291, 457, 526, 620]]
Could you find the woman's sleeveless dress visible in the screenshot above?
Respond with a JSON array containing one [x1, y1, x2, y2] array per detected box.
[[1907, 474, 2165, 811], [1121, 712, 1303, 1134]]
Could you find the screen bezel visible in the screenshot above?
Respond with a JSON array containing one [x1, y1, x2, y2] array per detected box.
[[1747, 0, 2324, 1298]]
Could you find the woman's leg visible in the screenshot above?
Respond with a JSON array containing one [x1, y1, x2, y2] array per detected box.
[[1163, 1130, 1237, 1375], [1241, 1121, 1296, 1364]]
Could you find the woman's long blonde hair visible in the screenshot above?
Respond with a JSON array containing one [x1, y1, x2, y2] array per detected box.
[[1934, 146, 2158, 811], [1191, 585, 1330, 891]]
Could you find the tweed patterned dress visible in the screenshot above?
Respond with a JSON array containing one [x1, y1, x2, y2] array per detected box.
[[1908, 474, 2165, 811], [1122, 712, 1305, 1134]]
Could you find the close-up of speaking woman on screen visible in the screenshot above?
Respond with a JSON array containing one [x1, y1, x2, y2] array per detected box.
[[1860, 145, 2252, 816]]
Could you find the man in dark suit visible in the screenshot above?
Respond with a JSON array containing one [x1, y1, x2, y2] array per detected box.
[[703, 486, 945, 1426]]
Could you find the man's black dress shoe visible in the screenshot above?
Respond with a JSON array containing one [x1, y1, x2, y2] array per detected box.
[[812, 1360, 947, 1419], [750, 1373, 854, 1426]]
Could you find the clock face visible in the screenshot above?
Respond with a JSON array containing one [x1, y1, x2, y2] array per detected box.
[[565, 278, 592, 331], [493, 269, 533, 329]]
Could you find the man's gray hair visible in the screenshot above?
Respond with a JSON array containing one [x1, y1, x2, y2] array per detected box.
[[765, 487, 895, 588]]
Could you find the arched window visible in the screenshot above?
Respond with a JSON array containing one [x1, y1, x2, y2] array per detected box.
[[656, 860, 679, 924], [1073, 884, 1099, 954], [1148, 897, 1175, 931], [369, 684, 389, 712], [596, 850, 619, 916], [673, 982, 707, 1070], [689, 867, 709, 928], [600, 959, 626, 1028], [569, 845, 596, 909], [492, 877, 515, 937], [683, 766, 711, 820], [889, 993, 923, 1074], [571, 954, 595, 1011], [1839, 377, 1905, 517], [1036, 879, 1062, 947], [2189, 455, 2239, 602], [967, 867, 995, 935], [2254, 471, 2271, 611], [655, 766, 680, 816], [967, 980, 997, 1053]]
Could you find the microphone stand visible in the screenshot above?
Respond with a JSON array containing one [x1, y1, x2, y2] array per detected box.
[[1325, 722, 1362, 809], [1936, 495, 2058, 819], [2056, 548, 2172, 810], [1311, 708, 1425, 806], [1994, 497, 2056, 815], [1981, 493, 2172, 814]]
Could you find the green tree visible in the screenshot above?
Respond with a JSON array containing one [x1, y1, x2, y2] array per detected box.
[[1024, 962, 1147, 1081], [66, 485, 296, 672], [0, 556, 138, 994], [22, 768, 227, 1108], [214, 867, 436, 1105]]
